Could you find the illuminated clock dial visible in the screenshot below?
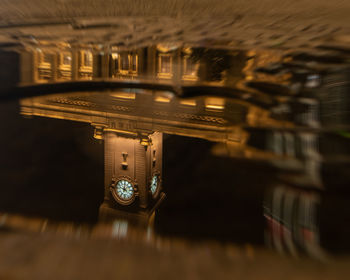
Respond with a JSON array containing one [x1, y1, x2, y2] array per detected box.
[[115, 180, 134, 201], [150, 174, 160, 197]]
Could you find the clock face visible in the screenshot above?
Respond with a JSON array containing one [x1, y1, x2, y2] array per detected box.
[[150, 174, 159, 196], [115, 180, 134, 201]]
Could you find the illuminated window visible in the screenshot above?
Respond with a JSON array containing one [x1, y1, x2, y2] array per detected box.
[[40, 53, 51, 65], [120, 54, 129, 71], [160, 56, 171, 73], [83, 51, 92, 67], [117, 53, 138, 76], [58, 52, 72, 80], [62, 53, 72, 66], [182, 56, 199, 81], [131, 55, 138, 72], [36, 51, 52, 82], [157, 54, 173, 79], [79, 50, 93, 79]]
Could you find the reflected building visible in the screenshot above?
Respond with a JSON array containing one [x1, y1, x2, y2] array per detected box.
[[266, 131, 321, 186], [100, 130, 164, 223], [16, 42, 270, 88], [5, 41, 349, 131], [20, 43, 94, 84], [319, 68, 350, 127], [264, 185, 327, 260], [19, 43, 201, 84], [20, 89, 257, 223], [110, 49, 141, 79], [78, 48, 93, 80]]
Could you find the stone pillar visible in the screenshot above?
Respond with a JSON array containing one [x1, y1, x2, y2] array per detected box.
[[147, 46, 157, 79], [50, 52, 58, 82], [71, 49, 79, 80]]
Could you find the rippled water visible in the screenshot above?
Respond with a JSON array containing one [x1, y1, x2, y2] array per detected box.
[[0, 37, 349, 262]]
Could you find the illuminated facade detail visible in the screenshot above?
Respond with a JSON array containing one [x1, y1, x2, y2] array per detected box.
[[154, 94, 171, 103], [23, 45, 203, 84], [119, 53, 138, 76], [182, 55, 199, 81], [205, 97, 226, 111], [110, 92, 136, 100], [20, 90, 281, 223], [36, 51, 52, 82], [78, 50, 93, 79], [93, 126, 104, 140], [179, 99, 197, 107], [20, 90, 252, 143], [20, 44, 291, 98], [58, 52, 72, 80], [102, 131, 163, 213], [110, 52, 139, 78], [157, 53, 173, 79]]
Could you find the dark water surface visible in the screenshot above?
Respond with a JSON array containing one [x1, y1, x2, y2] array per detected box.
[[0, 39, 349, 262]]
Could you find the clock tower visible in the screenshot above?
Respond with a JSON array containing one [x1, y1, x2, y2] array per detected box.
[[99, 130, 164, 223]]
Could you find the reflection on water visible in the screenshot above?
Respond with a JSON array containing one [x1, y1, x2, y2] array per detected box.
[[264, 185, 326, 260], [1, 41, 348, 131], [0, 39, 349, 261], [16, 85, 350, 258]]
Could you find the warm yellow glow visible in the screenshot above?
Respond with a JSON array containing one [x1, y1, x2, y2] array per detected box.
[[182, 47, 193, 55], [111, 53, 119, 59], [205, 98, 225, 111], [154, 96, 171, 103], [110, 92, 136, 100], [93, 127, 104, 140], [104, 128, 137, 137], [118, 53, 138, 75], [156, 44, 178, 53], [79, 50, 93, 80], [182, 56, 199, 81], [140, 138, 152, 146], [80, 50, 93, 67], [157, 54, 173, 79], [179, 99, 196, 106], [60, 52, 72, 67], [58, 52, 72, 80], [206, 104, 225, 110], [36, 51, 52, 82]]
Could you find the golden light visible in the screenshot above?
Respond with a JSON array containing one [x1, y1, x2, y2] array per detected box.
[[205, 97, 225, 111], [154, 95, 171, 103], [110, 92, 136, 100], [179, 99, 197, 106]]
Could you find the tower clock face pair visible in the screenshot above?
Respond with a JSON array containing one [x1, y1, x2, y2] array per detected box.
[[110, 173, 161, 205]]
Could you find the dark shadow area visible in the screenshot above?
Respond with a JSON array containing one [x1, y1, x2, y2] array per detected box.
[[0, 100, 104, 223], [159, 135, 267, 245]]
